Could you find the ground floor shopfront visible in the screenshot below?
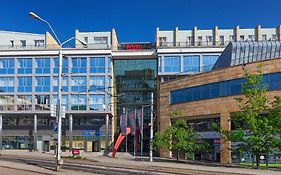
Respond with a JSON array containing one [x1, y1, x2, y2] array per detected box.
[[0, 112, 113, 152]]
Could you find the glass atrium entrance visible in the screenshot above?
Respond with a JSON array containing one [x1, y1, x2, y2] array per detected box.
[[113, 59, 157, 154]]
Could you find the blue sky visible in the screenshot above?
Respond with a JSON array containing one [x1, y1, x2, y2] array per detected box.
[[0, 0, 280, 43]]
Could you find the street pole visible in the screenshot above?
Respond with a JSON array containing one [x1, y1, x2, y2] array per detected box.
[[55, 48, 63, 171], [105, 113, 109, 155], [150, 92, 154, 162], [141, 106, 143, 160]]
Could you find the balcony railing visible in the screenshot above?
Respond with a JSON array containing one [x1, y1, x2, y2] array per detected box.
[[158, 41, 231, 48], [0, 43, 111, 51]]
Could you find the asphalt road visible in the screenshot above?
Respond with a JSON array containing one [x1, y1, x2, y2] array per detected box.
[[0, 156, 243, 175]]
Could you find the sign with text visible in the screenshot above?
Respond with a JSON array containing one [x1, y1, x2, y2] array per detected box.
[[119, 42, 155, 50], [82, 130, 101, 137]]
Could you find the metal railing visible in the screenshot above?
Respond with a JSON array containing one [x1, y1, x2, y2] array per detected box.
[[0, 43, 111, 51], [158, 41, 231, 48]]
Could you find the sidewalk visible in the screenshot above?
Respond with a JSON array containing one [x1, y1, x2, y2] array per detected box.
[[1, 150, 280, 175]]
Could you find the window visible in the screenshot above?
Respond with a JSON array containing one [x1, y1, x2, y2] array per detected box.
[[53, 95, 68, 111], [18, 58, 32, 74], [53, 76, 68, 92], [35, 58, 50, 74], [53, 58, 68, 74], [71, 76, 86, 92], [198, 36, 202, 46], [89, 76, 105, 92], [90, 57, 105, 73], [262, 35, 267, 41], [187, 36, 193, 46], [183, 55, 199, 72], [71, 57, 87, 74], [170, 72, 281, 105], [0, 77, 14, 92], [271, 34, 277, 41], [229, 35, 234, 41], [206, 36, 212, 46], [84, 37, 88, 43], [10, 40, 14, 47], [35, 95, 50, 110], [0, 58, 14, 74], [219, 36, 225, 45], [248, 35, 255, 41], [0, 96, 14, 111], [89, 95, 105, 111], [35, 77, 50, 92], [34, 40, 44, 47], [17, 95, 32, 111], [20, 40, 26, 47], [159, 37, 167, 46], [71, 94, 86, 110], [17, 77, 32, 92], [94, 37, 108, 44], [240, 35, 245, 41], [202, 55, 219, 71], [163, 56, 180, 73]]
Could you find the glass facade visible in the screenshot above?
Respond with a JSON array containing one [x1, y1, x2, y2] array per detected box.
[[159, 54, 220, 74], [35, 58, 50, 74], [72, 57, 87, 74], [184, 55, 200, 72], [214, 41, 281, 70], [0, 58, 14, 74], [171, 72, 281, 104], [18, 58, 32, 74], [114, 59, 157, 152], [0, 56, 111, 112], [0, 77, 14, 92], [90, 57, 105, 73], [163, 56, 180, 72]]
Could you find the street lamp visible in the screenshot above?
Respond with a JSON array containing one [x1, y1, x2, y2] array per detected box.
[[29, 11, 86, 171]]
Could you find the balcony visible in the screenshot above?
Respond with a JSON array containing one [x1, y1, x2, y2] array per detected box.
[[158, 41, 230, 48], [0, 43, 111, 51]]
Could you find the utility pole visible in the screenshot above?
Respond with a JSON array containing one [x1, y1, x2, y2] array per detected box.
[[150, 92, 154, 162]]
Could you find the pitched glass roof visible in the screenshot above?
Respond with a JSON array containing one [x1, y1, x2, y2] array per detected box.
[[213, 41, 281, 70]]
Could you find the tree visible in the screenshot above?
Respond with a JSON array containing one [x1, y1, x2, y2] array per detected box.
[[154, 118, 207, 161], [217, 65, 281, 168]]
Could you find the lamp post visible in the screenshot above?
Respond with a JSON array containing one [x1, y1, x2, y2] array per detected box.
[[29, 12, 86, 171]]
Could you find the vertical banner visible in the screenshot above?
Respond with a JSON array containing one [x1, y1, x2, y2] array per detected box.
[[120, 113, 127, 136], [129, 111, 136, 135], [137, 109, 142, 135]]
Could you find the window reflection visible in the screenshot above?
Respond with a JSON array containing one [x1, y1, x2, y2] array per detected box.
[[18, 58, 32, 74], [17, 95, 32, 111]]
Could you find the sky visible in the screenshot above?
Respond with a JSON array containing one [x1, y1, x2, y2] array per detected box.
[[0, 0, 281, 43]]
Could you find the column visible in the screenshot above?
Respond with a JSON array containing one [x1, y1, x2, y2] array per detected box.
[[255, 25, 261, 41], [69, 114, 73, 151], [156, 27, 160, 48], [0, 115, 2, 151], [174, 27, 179, 46], [220, 112, 231, 164], [234, 26, 240, 41], [193, 26, 198, 46], [105, 113, 109, 155], [34, 114, 37, 151], [213, 26, 219, 46], [276, 25, 281, 41]]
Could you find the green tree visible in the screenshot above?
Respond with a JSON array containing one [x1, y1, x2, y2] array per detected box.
[[217, 66, 281, 168], [154, 119, 207, 161]]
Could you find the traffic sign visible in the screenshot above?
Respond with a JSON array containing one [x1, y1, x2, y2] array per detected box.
[[53, 123, 58, 133], [50, 104, 57, 117]]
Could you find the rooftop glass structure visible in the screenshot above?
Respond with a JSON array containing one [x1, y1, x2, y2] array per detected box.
[[213, 41, 281, 70]]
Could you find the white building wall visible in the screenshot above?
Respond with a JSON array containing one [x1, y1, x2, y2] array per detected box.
[[77, 32, 111, 47], [178, 30, 192, 43], [261, 28, 277, 40], [239, 29, 255, 41], [158, 31, 174, 43], [0, 31, 44, 47]]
